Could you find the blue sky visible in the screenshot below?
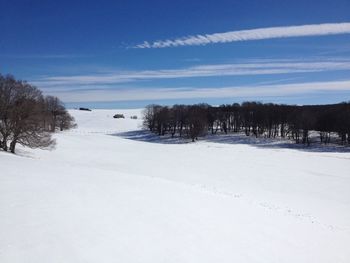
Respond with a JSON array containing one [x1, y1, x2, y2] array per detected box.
[[1, 0, 350, 108]]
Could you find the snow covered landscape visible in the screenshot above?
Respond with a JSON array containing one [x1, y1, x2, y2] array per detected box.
[[1, 109, 350, 263]]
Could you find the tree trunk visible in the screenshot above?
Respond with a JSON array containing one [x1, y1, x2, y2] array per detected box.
[[1, 137, 8, 151], [10, 140, 16, 154]]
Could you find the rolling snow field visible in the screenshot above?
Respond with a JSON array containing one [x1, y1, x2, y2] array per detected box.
[[1, 109, 350, 263]]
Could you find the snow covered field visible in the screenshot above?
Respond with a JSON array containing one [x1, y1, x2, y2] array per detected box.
[[1, 109, 350, 263]]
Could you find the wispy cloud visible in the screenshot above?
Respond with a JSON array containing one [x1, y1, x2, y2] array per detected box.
[[46, 80, 350, 103], [33, 58, 350, 88], [134, 22, 350, 48]]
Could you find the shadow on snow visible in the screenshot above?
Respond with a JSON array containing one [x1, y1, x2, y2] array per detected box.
[[114, 130, 350, 153], [114, 130, 191, 144]]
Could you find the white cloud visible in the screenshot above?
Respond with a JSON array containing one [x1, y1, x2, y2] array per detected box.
[[46, 80, 350, 103], [33, 58, 350, 88], [134, 23, 350, 48]]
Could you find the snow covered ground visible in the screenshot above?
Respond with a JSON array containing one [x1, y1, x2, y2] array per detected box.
[[1, 109, 350, 263]]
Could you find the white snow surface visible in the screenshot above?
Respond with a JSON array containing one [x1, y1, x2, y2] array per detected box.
[[1, 109, 350, 263]]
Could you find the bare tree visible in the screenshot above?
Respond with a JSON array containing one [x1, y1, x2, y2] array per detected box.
[[57, 109, 76, 131], [0, 74, 76, 154], [142, 102, 350, 146], [142, 104, 158, 131], [0, 75, 18, 151], [7, 82, 56, 153], [187, 104, 208, 142], [43, 95, 66, 132]]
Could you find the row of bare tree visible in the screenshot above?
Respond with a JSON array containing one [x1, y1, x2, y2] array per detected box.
[[143, 102, 350, 145], [0, 74, 75, 153]]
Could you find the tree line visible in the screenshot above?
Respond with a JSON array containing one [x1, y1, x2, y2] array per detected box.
[[0, 74, 75, 153], [143, 102, 350, 145]]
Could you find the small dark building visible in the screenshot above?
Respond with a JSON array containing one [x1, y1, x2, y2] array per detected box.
[[79, 107, 92, 111], [113, 114, 125, 119]]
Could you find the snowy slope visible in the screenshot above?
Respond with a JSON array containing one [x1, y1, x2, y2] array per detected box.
[[1, 109, 350, 263]]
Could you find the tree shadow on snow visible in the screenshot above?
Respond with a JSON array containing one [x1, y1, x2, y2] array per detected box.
[[113, 130, 191, 144], [204, 134, 350, 153], [115, 130, 350, 153]]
